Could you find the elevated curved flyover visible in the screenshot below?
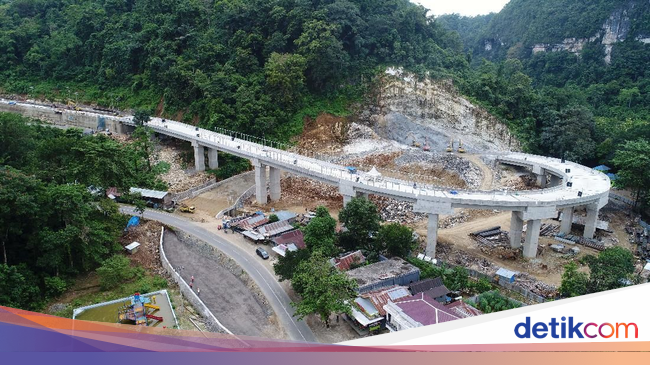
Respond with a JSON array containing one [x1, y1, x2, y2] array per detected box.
[[1, 99, 611, 258]]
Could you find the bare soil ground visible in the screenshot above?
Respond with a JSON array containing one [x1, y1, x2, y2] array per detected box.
[[163, 229, 286, 339], [292, 113, 350, 156], [182, 172, 255, 217]]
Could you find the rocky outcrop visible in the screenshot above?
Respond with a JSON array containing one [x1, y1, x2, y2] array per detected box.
[[530, 4, 637, 64], [356, 67, 521, 153]]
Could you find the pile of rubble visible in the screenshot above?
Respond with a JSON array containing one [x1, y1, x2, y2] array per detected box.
[[439, 211, 471, 229], [499, 174, 539, 191], [280, 176, 343, 208], [121, 220, 166, 276], [347, 122, 380, 140], [369, 196, 425, 224], [153, 145, 212, 193], [514, 273, 558, 298], [395, 151, 482, 189]]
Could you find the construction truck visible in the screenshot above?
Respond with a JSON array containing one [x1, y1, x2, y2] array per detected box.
[[179, 205, 195, 214]]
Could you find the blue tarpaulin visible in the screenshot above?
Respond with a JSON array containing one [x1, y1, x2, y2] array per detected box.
[[606, 173, 618, 181], [126, 216, 140, 230], [594, 165, 611, 172]]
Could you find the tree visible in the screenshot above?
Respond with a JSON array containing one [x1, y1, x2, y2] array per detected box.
[[303, 206, 338, 257], [0, 264, 42, 310], [338, 197, 381, 252], [96, 255, 137, 290], [268, 214, 279, 223], [587, 247, 635, 293], [291, 252, 357, 328], [377, 223, 416, 258], [612, 139, 650, 208], [131, 126, 155, 173], [540, 105, 596, 162], [273, 248, 311, 289], [133, 109, 151, 127], [558, 262, 589, 298], [473, 291, 521, 314], [264, 53, 307, 107]]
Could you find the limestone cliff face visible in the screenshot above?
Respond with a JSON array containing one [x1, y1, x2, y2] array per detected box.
[[531, 4, 635, 64], [356, 68, 521, 153]]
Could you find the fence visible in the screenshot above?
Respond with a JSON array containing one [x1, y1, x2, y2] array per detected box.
[[158, 226, 235, 336]]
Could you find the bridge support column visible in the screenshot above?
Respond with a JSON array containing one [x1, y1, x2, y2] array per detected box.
[[560, 207, 574, 234], [584, 204, 599, 239], [208, 148, 219, 170], [342, 195, 353, 207], [523, 219, 542, 258], [533, 165, 546, 187], [510, 212, 524, 249], [253, 160, 267, 205], [192, 142, 205, 172], [426, 213, 439, 258], [549, 175, 561, 187], [269, 167, 281, 202]]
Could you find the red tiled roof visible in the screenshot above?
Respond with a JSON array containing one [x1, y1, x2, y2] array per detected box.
[[272, 230, 305, 249], [394, 293, 460, 326], [361, 286, 411, 316], [334, 250, 366, 271], [444, 301, 483, 318]]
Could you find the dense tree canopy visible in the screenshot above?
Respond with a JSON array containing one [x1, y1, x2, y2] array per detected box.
[[0, 0, 467, 141], [0, 113, 167, 310]]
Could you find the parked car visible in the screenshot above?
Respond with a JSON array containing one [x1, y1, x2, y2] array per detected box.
[[256, 247, 269, 260]]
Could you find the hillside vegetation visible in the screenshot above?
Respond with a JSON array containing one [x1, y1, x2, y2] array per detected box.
[[0, 0, 467, 140]]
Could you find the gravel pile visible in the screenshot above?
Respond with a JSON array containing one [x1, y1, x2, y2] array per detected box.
[[369, 196, 425, 224], [394, 150, 483, 189]]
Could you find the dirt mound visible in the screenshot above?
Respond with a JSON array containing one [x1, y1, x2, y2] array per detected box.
[[277, 176, 343, 210], [293, 113, 351, 155], [121, 220, 165, 274]]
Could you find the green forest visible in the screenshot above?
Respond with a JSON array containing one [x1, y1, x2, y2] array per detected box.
[[0, 112, 167, 310]]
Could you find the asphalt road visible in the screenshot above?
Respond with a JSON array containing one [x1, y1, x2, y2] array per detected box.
[[120, 206, 317, 343]]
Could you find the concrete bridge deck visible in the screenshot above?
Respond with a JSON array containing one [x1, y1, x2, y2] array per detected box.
[[1, 99, 611, 259]]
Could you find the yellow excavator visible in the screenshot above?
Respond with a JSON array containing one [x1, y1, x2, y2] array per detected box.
[[423, 137, 431, 152], [457, 139, 466, 153], [406, 132, 421, 148], [446, 138, 453, 153], [179, 204, 195, 213], [67, 100, 81, 111]]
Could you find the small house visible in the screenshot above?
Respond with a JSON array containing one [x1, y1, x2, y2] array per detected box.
[[129, 187, 172, 208], [346, 258, 420, 293]]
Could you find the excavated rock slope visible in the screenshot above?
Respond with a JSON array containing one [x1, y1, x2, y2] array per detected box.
[[357, 68, 521, 154]]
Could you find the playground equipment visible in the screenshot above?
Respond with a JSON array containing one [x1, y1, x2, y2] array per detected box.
[[117, 293, 163, 327]]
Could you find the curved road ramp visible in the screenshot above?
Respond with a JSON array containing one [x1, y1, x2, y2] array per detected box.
[[2, 98, 610, 260]]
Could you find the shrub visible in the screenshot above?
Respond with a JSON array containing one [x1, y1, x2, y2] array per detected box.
[[96, 255, 137, 290]]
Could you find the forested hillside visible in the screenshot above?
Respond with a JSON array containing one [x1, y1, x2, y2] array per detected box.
[[438, 0, 650, 187], [0, 0, 467, 139], [0, 112, 167, 310]]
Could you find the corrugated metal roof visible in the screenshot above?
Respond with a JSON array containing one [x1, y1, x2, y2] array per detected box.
[[274, 211, 297, 221], [496, 268, 518, 278], [272, 230, 305, 249], [130, 187, 169, 200], [334, 250, 366, 271], [258, 220, 294, 237], [409, 277, 445, 295]]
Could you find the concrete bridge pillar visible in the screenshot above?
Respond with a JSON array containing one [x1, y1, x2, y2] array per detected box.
[[532, 166, 546, 187], [253, 160, 267, 205], [584, 204, 599, 239], [560, 207, 574, 234], [510, 212, 524, 249], [426, 213, 439, 258], [342, 195, 353, 206], [269, 167, 281, 202], [549, 175, 562, 187], [523, 219, 542, 258], [208, 148, 219, 170], [192, 142, 205, 172]]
